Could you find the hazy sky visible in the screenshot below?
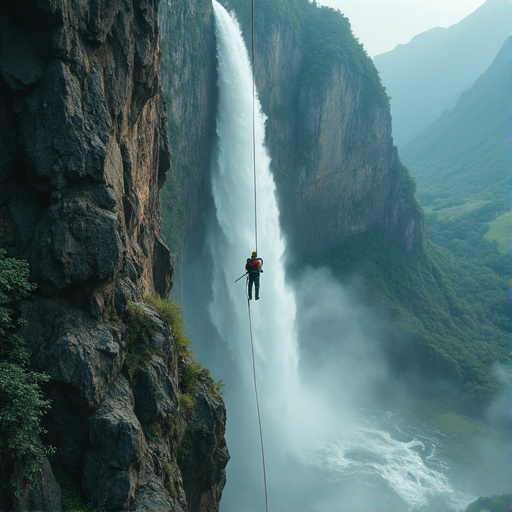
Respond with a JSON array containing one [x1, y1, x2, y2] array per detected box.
[[317, 0, 488, 56]]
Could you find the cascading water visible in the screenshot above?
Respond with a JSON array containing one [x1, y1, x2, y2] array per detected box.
[[182, 2, 478, 510], [207, 1, 315, 508]]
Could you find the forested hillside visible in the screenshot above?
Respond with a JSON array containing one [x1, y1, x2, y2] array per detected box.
[[303, 222, 510, 407], [379, 16, 512, 410]]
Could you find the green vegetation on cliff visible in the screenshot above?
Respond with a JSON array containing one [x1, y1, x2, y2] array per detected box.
[[227, 0, 386, 102], [0, 250, 52, 487], [124, 296, 222, 415], [123, 302, 160, 379], [145, 295, 205, 412]]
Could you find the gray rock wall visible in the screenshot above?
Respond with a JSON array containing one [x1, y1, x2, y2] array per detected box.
[[158, 0, 218, 273], [0, 0, 228, 510], [0, 0, 171, 299], [218, 1, 425, 259], [255, 24, 425, 258]]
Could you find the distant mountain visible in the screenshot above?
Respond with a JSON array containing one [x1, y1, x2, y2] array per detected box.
[[399, 36, 512, 205], [374, 0, 512, 146]]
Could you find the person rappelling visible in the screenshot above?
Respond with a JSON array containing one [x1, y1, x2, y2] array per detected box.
[[246, 250, 263, 300]]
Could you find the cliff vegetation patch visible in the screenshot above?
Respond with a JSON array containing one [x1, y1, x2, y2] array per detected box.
[[123, 302, 159, 380], [0, 250, 53, 490], [227, 0, 386, 100], [137, 296, 223, 414]]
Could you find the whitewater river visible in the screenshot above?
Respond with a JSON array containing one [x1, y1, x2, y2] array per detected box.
[[302, 409, 475, 511]]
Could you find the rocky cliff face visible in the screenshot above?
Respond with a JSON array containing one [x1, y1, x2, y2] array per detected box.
[[257, 28, 424, 258], [158, 0, 217, 274], [224, 0, 424, 259], [0, 0, 227, 510], [158, 0, 424, 268]]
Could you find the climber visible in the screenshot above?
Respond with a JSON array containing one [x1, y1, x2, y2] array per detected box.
[[245, 250, 263, 300]]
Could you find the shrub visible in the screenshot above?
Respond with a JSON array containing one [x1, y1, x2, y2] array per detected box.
[[0, 249, 35, 338], [145, 295, 191, 357], [123, 302, 159, 380]]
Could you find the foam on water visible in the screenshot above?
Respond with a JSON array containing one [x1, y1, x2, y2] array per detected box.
[[310, 427, 454, 508]]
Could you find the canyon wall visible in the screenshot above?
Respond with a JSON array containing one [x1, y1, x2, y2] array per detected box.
[[0, 0, 227, 510]]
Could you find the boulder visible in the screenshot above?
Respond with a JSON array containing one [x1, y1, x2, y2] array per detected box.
[[178, 375, 229, 512]]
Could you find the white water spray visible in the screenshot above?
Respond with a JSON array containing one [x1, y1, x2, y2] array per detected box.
[[209, 0, 298, 390], [186, 2, 476, 510]]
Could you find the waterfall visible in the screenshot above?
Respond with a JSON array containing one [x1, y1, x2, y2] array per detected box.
[[180, 2, 476, 510], [205, 2, 348, 509], [207, 1, 309, 508]]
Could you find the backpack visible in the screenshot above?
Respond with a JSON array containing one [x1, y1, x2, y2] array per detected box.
[[246, 258, 260, 274]]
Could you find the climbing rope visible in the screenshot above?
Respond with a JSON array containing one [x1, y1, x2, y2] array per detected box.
[[247, 1, 268, 510], [246, 287, 269, 512], [251, 0, 258, 254]]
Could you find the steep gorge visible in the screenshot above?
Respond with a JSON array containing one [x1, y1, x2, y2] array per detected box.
[[0, 0, 227, 510], [156, 0, 510, 507], [157, 0, 508, 412], [160, 0, 424, 269], [225, 0, 425, 258]]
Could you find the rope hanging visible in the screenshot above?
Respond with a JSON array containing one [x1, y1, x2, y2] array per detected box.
[[246, 291, 269, 512], [248, 1, 268, 510], [251, 0, 258, 254]]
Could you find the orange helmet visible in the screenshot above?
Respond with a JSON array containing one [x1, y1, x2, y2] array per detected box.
[[251, 251, 257, 257]]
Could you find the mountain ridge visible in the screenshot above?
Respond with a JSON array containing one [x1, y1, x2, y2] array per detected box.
[[400, 35, 512, 204], [374, 0, 512, 146]]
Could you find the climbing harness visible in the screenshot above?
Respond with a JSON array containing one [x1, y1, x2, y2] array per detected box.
[[236, 257, 263, 285]]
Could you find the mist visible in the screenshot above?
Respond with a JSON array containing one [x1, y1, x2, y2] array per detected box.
[[293, 267, 389, 406], [475, 363, 512, 494]]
